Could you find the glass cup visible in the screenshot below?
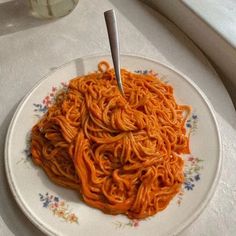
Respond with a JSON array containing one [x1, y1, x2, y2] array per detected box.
[[26, 0, 79, 19]]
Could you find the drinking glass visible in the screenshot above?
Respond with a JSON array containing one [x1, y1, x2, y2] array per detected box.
[[26, 0, 79, 19]]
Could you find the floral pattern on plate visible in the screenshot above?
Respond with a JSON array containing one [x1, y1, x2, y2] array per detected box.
[[33, 82, 68, 116], [30, 74, 202, 227], [113, 219, 140, 229], [39, 193, 78, 224], [177, 156, 204, 206], [186, 114, 198, 135]]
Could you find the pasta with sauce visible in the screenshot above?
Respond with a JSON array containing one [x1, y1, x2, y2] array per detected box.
[[31, 61, 191, 219]]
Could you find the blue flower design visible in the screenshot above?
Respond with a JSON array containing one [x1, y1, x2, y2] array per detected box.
[[134, 69, 152, 75], [185, 113, 198, 135], [184, 182, 195, 190], [23, 148, 31, 159], [54, 197, 59, 202], [38, 193, 79, 223], [39, 193, 44, 201], [33, 103, 48, 113], [43, 199, 50, 208], [186, 123, 192, 128], [42, 106, 47, 112], [134, 70, 142, 74], [39, 192, 53, 208], [189, 177, 194, 182], [194, 174, 200, 181]]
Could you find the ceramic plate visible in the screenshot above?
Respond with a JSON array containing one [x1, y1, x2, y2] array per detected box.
[[5, 54, 221, 236]]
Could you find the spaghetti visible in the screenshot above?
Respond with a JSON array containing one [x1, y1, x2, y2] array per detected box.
[[31, 61, 191, 219]]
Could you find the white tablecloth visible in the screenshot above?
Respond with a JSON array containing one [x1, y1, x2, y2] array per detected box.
[[0, 0, 235, 235]]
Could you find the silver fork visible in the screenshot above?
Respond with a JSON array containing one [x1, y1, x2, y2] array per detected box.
[[104, 9, 124, 96]]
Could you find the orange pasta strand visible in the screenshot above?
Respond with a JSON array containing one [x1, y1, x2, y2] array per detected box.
[[31, 61, 191, 219]]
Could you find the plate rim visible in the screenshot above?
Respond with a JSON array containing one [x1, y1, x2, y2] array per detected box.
[[4, 53, 222, 236]]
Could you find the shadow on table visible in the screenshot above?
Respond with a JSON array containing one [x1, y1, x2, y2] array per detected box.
[[0, 58, 86, 235], [0, 0, 51, 37], [0, 103, 42, 236]]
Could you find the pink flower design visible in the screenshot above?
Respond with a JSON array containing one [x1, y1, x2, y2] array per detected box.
[[188, 157, 194, 162], [52, 86, 57, 92], [33, 82, 68, 115], [61, 82, 68, 87], [132, 219, 139, 227], [67, 213, 78, 223], [54, 209, 65, 217], [49, 204, 55, 210], [39, 193, 78, 224]]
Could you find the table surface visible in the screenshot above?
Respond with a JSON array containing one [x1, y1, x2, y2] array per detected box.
[[183, 0, 236, 48], [0, 0, 236, 235]]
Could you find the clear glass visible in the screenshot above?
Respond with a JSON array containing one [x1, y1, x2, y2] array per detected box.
[[27, 0, 79, 19]]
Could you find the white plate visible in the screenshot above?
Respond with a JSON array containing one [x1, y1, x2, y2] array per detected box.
[[5, 54, 221, 236]]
